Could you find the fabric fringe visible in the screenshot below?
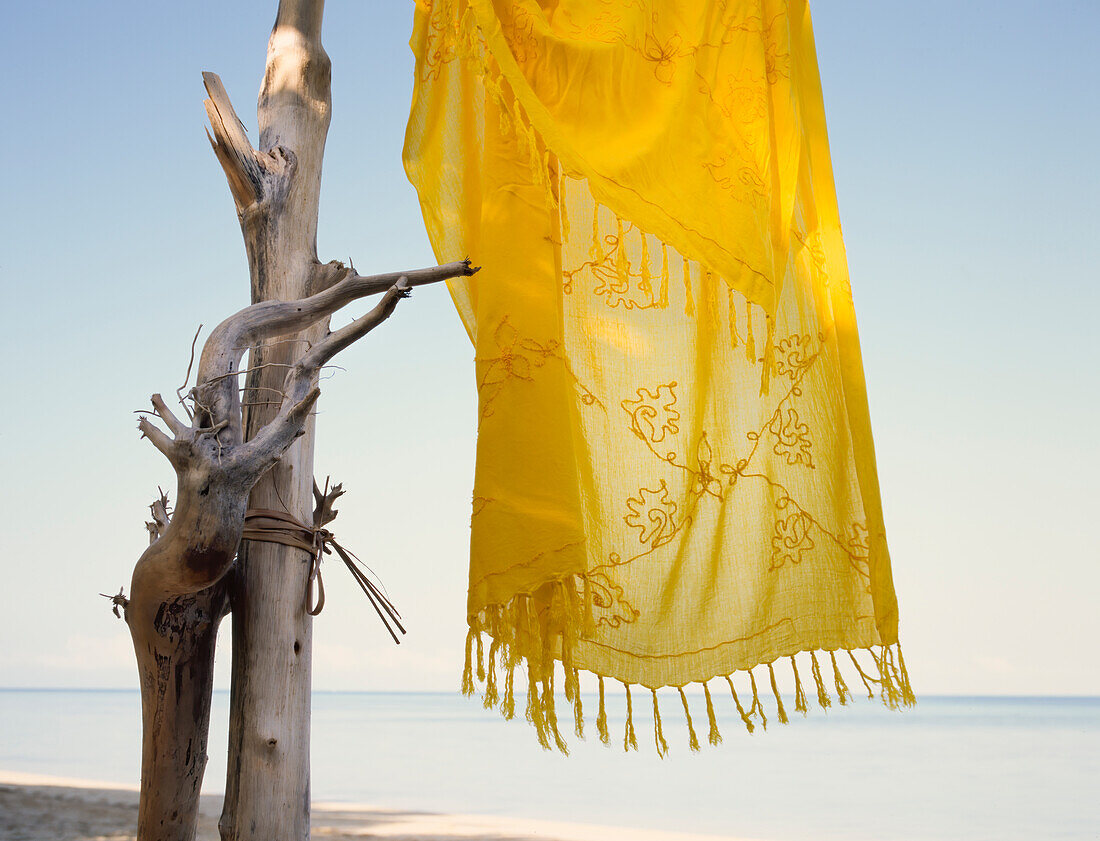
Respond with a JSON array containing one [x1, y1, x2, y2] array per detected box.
[[624, 682, 638, 751], [810, 651, 832, 709], [746, 669, 767, 730], [465, 602, 914, 755], [677, 687, 701, 752], [659, 242, 670, 307], [791, 655, 808, 714], [768, 662, 789, 724], [702, 682, 723, 745], [475, 632, 485, 682], [462, 628, 475, 696], [682, 258, 695, 316], [745, 302, 757, 363], [571, 668, 584, 737], [597, 676, 609, 744], [726, 674, 755, 734], [728, 288, 742, 348], [652, 689, 669, 757], [591, 202, 603, 261], [830, 651, 851, 705]]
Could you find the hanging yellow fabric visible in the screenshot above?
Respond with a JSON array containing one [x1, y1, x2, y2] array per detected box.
[[404, 0, 913, 750]]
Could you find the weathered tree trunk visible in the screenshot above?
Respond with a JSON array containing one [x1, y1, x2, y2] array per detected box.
[[218, 4, 332, 839], [130, 585, 228, 841]]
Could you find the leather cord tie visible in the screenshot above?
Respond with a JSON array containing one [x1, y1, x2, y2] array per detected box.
[[241, 484, 405, 644]]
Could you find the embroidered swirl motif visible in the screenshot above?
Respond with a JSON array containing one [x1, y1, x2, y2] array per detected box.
[[846, 522, 870, 558], [584, 571, 640, 629], [640, 30, 687, 84], [624, 481, 679, 547], [621, 383, 738, 502], [766, 407, 815, 468], [762, 11, 792, 83], [773, 334, 816, 380], [476, 317, 604, 418], [475, 317, 561, 419], [769, 509, 815, 571], [794, 228, 829, 289], [703, 147, 768, 206], [500, 3, 538, 63], [622, 382, 680, 443]]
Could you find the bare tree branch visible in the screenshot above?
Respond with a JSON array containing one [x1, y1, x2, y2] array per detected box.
[[151, 394, 187, 437]]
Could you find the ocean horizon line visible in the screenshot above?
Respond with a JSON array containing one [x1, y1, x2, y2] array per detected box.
[[1, 686, 1097, 701]]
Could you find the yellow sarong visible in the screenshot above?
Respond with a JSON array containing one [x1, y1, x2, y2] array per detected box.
[[404, 0, 913, 751]]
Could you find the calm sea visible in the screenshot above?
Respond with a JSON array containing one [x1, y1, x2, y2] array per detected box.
[[0, 690, 1096, 841]]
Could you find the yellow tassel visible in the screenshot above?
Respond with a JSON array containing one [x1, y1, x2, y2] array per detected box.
[[502, 661, 516, 719], [682, 258, 695, 316], [640, 232, 653, 299], [615, 216, 627, 280], [560, 609, 576, 704], [542, 150, 556, 211], [677, 687, 700, 752], [727, 288, 741, 348], [623, 683, 638, 751], [725, 676, 755, 734], [848, 651, 876, 699], [475, 633, 485, 683], [896, 644, 917, 706], [767, 663, 789, 724], [705, 269, 721, 333], [702, 682, 722, 745], [659, 242, 670, 307], [484, 638, 501, 709], [590, 203, 602, 260], [747, 669, 767, 730], [558, 170, 570, 241], [745, 303, 757, 363], [543, 674, 569, 753], [759, 315, 775, 396], [526, 670, 551, 749], [810, 651, 832, 709], [830, 651, 851, 705], [652, 690, 669, 757], [461, 629, 475, 696], [791, 656, 808, 714], [597, 676, 610, 744], [572, 669, 584, 738], [875, 646, 902, 710]]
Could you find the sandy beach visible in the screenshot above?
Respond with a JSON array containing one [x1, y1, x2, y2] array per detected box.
[[0, 772, 756, 841]]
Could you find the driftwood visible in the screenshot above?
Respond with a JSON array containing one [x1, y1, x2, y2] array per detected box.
[[127, 262, 475, 840], [120, 2, 478, 839]]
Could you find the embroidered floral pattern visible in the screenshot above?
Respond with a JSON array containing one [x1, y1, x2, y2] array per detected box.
[[624, 481, 679, 547], [564, 220, 665, 309], [766, 407, 815, 468], [475, 317, 561, 418], [500, 3, 538, 63], [584, 571, 641, 629], [769, 509, 815, 571], [773, 334, 815, 380], [622, 382, 680, 443]]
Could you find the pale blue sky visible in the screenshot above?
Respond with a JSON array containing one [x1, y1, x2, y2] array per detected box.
[[0, 2, 1097, 695]]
